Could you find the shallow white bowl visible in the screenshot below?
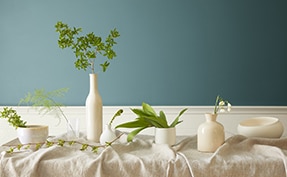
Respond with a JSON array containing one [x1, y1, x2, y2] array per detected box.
[[237, 117, 284, 138], [17, 125, 49, 144]]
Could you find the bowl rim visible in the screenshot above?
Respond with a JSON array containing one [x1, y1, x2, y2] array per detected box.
[[17, 125, 48, 130], [238, 117, 279, 127]]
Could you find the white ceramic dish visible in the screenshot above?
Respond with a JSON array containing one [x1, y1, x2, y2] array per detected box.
[[17, 125, 49, 144], [237, 117, 284, 138]]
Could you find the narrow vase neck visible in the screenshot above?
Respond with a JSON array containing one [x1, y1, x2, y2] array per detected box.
[[89, 74, 98, 93], [205, 113, 217, 121]]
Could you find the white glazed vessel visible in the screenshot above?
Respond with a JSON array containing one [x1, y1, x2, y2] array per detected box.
[[100, 124, 117, 145], [86, 73, 103, 142], [237, 117, 284, 138], [17, 125, 49, 144], [197, 113, 225, 152], [154, 127, 176, 146]]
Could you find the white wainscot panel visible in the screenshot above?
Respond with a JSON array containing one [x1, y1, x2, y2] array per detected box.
[[0, 106, 286, 145]]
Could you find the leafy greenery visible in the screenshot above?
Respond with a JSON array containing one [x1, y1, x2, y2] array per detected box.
[[3, 133, 124, 154], [116, 102, 188, 142], [0, 88, 69, 129], [55, 21, 120, 73], [0, 107, 26, 129]]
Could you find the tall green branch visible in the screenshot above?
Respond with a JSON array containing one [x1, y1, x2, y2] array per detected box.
[[55, 21, 120, 73]]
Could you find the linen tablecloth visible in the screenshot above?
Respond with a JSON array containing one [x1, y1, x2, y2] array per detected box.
[[0, 133, 287, 177]]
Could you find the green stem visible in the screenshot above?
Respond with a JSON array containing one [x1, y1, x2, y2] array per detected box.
[[48, 98, 76, 137], [109, 109, 124, 125], [213, 95, 219, 114]]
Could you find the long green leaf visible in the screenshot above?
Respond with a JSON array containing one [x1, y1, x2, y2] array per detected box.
[[127, 127, 148, 142], [142, 115, 170, 128], [115, 119, 150, 129], [159, 111, 168, 127], [169, 108, 188, 127], [143, 117, 164, 128], [142, 102, 157, 117], [178, 108, 188, 118], [131, 108, 150, 117]]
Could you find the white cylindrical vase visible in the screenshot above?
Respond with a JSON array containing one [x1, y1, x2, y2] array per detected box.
[[86, 73, 103, 142], [155, 127, 176, 146], [197, 113, 225, 152]]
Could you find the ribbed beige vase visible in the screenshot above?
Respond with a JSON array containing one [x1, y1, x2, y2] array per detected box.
[[197, 113, 225, 152], [86, 74, 103, 142]]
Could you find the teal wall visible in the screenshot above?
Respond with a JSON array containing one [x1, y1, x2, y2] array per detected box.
[[0, 0, 287, 106]]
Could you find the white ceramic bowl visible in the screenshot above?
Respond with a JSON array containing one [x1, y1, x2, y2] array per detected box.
[[237, 117, 284, 138], [17, 125, 49, 144]]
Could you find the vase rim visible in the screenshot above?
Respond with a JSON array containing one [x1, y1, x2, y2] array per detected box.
[[205, 113, 217, 115], [155, 127, 176, 130], [18, 125, 48, 129]]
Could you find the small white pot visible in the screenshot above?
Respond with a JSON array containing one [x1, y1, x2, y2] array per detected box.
[[17, 125, 49, 144], [155, 127, 176, 146], [100, 124, 117, 145]]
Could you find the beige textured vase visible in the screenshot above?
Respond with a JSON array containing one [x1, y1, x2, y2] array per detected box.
[[86, 74, 103, 142], [197, 113, 225, 152]]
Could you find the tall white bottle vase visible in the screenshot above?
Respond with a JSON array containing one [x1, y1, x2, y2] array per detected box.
[[86, 73, 103, 142]]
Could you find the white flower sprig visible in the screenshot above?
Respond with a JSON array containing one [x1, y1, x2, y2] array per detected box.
[[213, 95, 232, 114]]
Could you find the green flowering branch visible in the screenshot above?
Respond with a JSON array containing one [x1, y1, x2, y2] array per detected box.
[[3, 133, 124, 154]]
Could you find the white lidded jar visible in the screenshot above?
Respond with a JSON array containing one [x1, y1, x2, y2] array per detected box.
[[86, 73, 103, 142]]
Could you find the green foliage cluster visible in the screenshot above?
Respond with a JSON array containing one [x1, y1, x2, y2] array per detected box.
[[0, 88, 69, 129], [116, 102, 188, 142], [55, 21, 120, 73], [0, 107, 26, 129]]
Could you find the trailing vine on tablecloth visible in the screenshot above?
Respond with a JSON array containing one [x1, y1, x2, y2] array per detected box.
[[2, 133, 124, 154]]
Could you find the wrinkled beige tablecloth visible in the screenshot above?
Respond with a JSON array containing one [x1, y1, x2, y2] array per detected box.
[[1, 133, 287, 177]]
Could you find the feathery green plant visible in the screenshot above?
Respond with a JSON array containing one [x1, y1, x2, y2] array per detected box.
[[19, 88, 69, 119], [0, 88, 69, 129]]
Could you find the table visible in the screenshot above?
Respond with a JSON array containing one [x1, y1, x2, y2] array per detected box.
[[0, 133, 287, 177]]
